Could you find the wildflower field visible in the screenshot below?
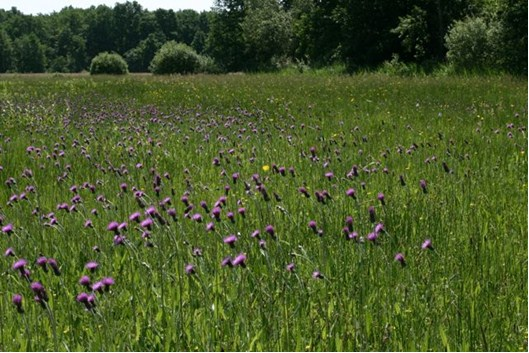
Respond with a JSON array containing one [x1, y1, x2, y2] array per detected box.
[[0, 73, 527, 351]]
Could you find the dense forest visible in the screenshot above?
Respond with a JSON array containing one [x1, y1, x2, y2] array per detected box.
[[0, 0, 526, 74]]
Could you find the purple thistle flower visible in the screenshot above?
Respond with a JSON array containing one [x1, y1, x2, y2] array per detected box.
[[145, 206, 158, 216], [76, 292, 89, 303], [36, 256, 48, 271], [374, 223, 384, 234], [347, 232, 359, 241], [192, 247, 203, 257], [30, 281, 47, 300], [185, 264, 195, 275], [13, 258, 27, 271], [120, 183, 128, 192], [298, 187, 310, 197], [84, 219, 93, 228], [325, 172, 334, 180], [113, 235, 125, 246], [259, 239, 266, 249], [346, 188, 356, 199], [223, 235, 238, 246], [420, 179, 428, 193], [345, 216, 354, 230], [4, 247, 15, 257], [308, 220, 317, 230], [102, 277, 115, 290], [422, 239, 433, 250], [251, 229, 260, 238], [85, 261, 98, 272], [286, 263, 295, 272], [232, 253, 247, 267], [221, 256, 232, 267], [107, 221, 119, 233], [394, 253, 406, 266], [206, 222, 215, 232], [140, 218, 154, 229], [118, 222, 128, 232], [92, 281, 104, 293], [377, 193, 385, 206], [238, 207, 246, 217], [2, 223, 13, 234], [368, 206, 376, 223], [367, 232, 378, 242], [312, 271, 323, 279], [227, 211, 235, 222], [192, 213, 203, 223], [129, 212, 141, 222], [265, 225, 275, 237], [79, 275, 91, 287], [12, 294, 23, 313], [212, 207, 221, 220], [47, 258, 60, 275]]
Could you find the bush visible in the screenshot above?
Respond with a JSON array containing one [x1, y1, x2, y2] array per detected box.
[[90, 52, 128, 75], [150, 41, 201, 75], [445, 17, 500, 72]]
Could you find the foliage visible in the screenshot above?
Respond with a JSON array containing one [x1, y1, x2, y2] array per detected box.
[[0, 0, 526, 74], [444, 16, 499, 72], [206, 0, 247, 71], [149, 41, 201, 74], [391, 6, 430, 62], [242, 0, 293, 70], [13, 33, 46, 73], [89, 52, 129, 75], [125, 32, 165, 72], [0, 29, 13, 72]]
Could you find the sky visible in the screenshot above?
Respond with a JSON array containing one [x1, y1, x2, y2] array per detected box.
[[0, 0, 214, 14]]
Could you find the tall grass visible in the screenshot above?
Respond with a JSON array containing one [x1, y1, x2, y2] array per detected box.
[[0, 74, 526, 351]]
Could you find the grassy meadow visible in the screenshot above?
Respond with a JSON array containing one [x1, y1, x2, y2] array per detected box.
[[0, 73, 527, 351]]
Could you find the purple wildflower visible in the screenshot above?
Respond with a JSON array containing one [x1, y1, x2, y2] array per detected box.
[[221, 256, 232, 267], [47, 258, 60, 275], [308, 220, 317, 230], [140, 218, 154, 229], [312, 271, 323, 279], [85, 261, 98, 272], [107, 221, 119, 233], [12, 294, 23, 313], [129, 212, 141, 222], [377, 193, 385, 206], [223, 235, 238, 247], [13, 258, 27, 271], [185, 264, 195, 275], [4, 247, 15, 257], [286, 263, 295, 272], [36, 256, 48, 271], [420, 179, 428, 193], [232, 253, 247, 267], [421, 239, 433, 250], [192, 213, 203, 223], [2, 223, 13, 234], [79, 275, 91, 287], [394, 253, 406, 266], [264, 225, 275, 237], [206, 222, 215, 232], [102, 277, 115, 290], [368, 206, 376, 223]]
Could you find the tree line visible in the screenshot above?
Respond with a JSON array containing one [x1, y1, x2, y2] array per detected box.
[[0, 0, 526, 75]]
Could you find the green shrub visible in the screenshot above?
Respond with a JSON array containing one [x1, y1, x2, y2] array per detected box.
[[90, 52, 128, 75], [150, 41, 201, 75], [445, 17, 500, 72]]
